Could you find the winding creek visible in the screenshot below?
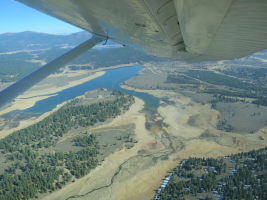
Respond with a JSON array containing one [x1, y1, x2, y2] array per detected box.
[[24, 66, 159, 113], [2, 66, 168, 199]]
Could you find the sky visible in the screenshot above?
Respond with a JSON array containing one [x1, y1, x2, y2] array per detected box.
[[0, 0, 82, 34]]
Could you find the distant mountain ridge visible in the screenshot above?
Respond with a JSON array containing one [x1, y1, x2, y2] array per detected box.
[[0, 31, 266, 84], [0, 31, 160, 83], [0, 31, 116, 52]]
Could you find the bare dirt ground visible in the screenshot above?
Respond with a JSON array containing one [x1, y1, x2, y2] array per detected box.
[[40, 86, 266, 200]]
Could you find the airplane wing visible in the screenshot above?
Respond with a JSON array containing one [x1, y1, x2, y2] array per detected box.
[[16, 0, 267, 61]]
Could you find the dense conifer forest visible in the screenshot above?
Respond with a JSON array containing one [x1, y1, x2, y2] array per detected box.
[[0, 91, 134, 200]]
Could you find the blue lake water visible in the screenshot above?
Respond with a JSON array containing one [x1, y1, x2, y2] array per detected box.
[[24, 66, 159, 114]]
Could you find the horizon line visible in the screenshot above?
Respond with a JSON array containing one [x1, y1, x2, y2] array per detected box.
[[0, 30, 88, 36]]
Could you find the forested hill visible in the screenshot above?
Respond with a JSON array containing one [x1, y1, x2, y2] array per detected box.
[[157, 147, 267, 200]]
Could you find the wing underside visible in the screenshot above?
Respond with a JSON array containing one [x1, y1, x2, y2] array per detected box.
[[15, 0, 267, 60]]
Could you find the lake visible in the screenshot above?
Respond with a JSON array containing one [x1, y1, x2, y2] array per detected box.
[[24, 66, 159, 113]]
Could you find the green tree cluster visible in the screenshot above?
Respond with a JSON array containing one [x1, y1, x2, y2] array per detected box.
[[0, 92, 134, 199]]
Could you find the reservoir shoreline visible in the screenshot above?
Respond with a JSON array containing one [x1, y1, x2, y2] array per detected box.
[[23, 66, 159, 114]]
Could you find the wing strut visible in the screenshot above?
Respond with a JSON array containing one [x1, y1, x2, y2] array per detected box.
[[0, 34, 105, 109]]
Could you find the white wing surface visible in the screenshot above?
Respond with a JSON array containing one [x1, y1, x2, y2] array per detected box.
[[16, 0, 267, 60]]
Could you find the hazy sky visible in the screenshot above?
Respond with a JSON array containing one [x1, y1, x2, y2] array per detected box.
[[0, 0, 82, 34]]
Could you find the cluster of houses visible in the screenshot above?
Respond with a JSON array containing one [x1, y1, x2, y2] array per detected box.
[[153, 159, 228, 200], [154, 160, 186, 200], [154, 172, 172, 200]]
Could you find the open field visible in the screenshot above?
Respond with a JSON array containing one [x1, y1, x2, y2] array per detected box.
[[54, 124, 136, 159], [40, 86, 266, 200], [126, 62, 267, 134], [37, 63, 267, 200], [0, 60, 266, 200]]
